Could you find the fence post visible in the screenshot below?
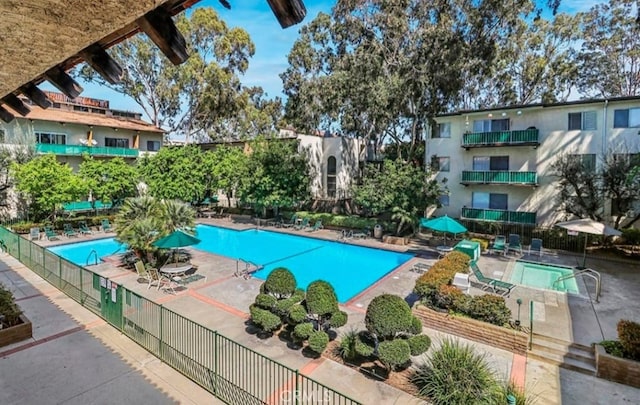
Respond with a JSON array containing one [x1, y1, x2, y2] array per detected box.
[[16, 235, 20, 261], [159, 305, 164, 361], [295, 369, 299, 405], [58, 256, 62, 289], [79, 265, 83, 305], [213, 330, 218, 395], [529, 300, 534, 350]]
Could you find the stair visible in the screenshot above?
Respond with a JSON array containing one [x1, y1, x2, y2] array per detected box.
[[529, 333, 596, 376]]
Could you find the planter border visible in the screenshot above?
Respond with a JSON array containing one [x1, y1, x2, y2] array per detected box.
[[382, 235, 410, 246], [595, 344, 640, 388], [0, 314, 33, 347], [413, 304, 528, 354]]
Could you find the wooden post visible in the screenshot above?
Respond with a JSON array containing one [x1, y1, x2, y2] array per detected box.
[[44, 66, 83, 99], [266, 0, 307, 28], [80, 44, 123, 85], [0, 106, 14, 123], [2, 94, 30, 116], [20, 83, 52, 109], [136, 8, 189, 65]]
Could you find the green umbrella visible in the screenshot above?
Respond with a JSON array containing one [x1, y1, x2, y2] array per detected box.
[[152, 230, 201, 249], [420, 215, 467, 246]]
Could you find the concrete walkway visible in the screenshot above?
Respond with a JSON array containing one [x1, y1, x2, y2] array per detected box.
[[0, 253, 220, 405]]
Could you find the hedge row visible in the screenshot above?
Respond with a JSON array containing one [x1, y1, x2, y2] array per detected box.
[[292, 211, 380, 231], [414, 250, 471, 303], [10, 215, 115, 234]]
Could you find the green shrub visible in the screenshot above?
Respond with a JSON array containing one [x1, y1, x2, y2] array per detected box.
[[273, 296, 299, 317], [414, 251, 471, 301], [264, 267, 297, 298], [408, 334, 431, 356], [292, 288, 306, 302], [409, 316, 423, 335], [433, 284, 464, 311], [617, 319, 640, 360], [355, 333, 376, 357], [249, 305, 282, 333], [0, 284, 22, 327], [288, 304, 308, 324], [308, 330, 330, 354], [338, 328, 359, 361], [412, 338, 498, 404], [365, 294, 414, 340], [599, 340, 626, 358], [293, 322, 315, 341], [466, 295, 511, 326], [329, 310, 348, 328], [254, 293, 277, 309], [493, 381, 535, 405], [306, 280, 339, 318], [294, 211, 378, 230], [470, 238, 489, 252], [377, 339, 411, 371], [621, 228, 640, 245], [9, 222, 43, 234]]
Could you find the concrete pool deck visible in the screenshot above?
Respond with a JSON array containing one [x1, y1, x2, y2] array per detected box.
[[24, 218, 640, 403]]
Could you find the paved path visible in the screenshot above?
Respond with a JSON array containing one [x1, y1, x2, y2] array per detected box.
[[0, 253, 220, 405]]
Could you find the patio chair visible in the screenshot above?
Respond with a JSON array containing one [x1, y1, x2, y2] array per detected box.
[[63, 223, 78, 238], [29, 227, 41, 240], [410, 262, 431, 274], [101, 219, 113, 232], [469, 261, 516, 297], [78, 221, 93, 235], [352, 227, 371, 239], [135, 261, 171, 291], [213, 207, 226, 219], [44, 226, 60, 241], [337, 229, 353, 241], [528, 238, 543, 256], [267, 214, 283, 227], [490, 235, 507, 255], [306, 220, 323, 232], [281, 214, 298, 228], [294, 217, 309, 231], [507, 234, 523, 255]]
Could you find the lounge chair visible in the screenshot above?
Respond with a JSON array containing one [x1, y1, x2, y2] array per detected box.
[[135, 261, 170, 291], [337, 229, 353, 240], [410, 262, 431, 274], [469, 261, 516, 296], [507, 234, 523, 255], [29, 227, 41, 241], [281, 214, 298, 228], [101, 219, 113, 232], [294, 217, 309, 231], [267, 214, 283, 227], [44, 226, 60, 241], [306, 220, 323, 232], [213, 207, 227, 219], [352, 227, 371, 239], [490, 235, 507, 255], [78, 221, 93, 235], [529, 238, 543, 256], [63, 223, 78, 238]]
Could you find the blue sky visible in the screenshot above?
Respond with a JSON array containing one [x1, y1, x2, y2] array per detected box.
[[43, 0, 603, 116]]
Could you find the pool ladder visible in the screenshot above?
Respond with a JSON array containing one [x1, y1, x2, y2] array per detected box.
[[86, 249, 98, 266], [235, 258, 263, 279], [553, 268, 601, 302]]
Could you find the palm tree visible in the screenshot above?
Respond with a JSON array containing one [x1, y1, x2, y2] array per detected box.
[[160, 199, 195, 234]]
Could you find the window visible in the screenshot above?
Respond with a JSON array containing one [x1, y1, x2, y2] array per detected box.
[[35, 132, 66, 145], [568, 111, 597, 130], [432, 156, 450, 172], [105, 138, 129, 148], [434, 122, 451, 138], [569, 154, 596, 172], [472, 156, 509, 171], [472, 192, 508, 210], [326, 156, 337, 198], [73, 105, 89, 112], [438, 194, 450, 207], [472, 118, 509, 133], [613, 108, 640, 128], [146, 140, 161, 151]]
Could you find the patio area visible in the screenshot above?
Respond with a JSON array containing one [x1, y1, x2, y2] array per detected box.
[[27, 217, 640, 403]]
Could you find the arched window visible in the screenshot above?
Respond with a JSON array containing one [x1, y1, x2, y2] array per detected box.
[[327, 156, 337, 198]]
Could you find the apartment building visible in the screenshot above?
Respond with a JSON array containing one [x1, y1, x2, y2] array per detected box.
[[0, 91, 164, 170], [426, 96, 640, 227]]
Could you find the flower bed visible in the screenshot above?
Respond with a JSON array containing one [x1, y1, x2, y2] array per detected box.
[[595, 344, 640, 388], [413, 305, 528, 354], [0, 314, 32, 347]]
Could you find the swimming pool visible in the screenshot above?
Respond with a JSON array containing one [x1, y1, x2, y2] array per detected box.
[[509, 260, 579, 294], [46, 225, 414, 303], [49, 237, 127, 266]]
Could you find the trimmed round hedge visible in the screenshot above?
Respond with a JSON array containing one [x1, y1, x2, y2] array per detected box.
[[329, 310, 348, 328], [306, 280, 339, 317], [264, 267, 297, 298], [250, 305, 281, 332], [308, 330, 330, 354], [288, 303, 308, 324], [254, 293, 277, 309], [365, 294, 414, 339], [293, 322, 315, 341], [377, 339, 411, 371], [408, 334, 432, 356]]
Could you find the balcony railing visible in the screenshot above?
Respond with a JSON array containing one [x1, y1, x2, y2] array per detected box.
[[461, 207, 537, 225], [461, 171, 538, 186], [36, 143, 139, 158], [461, 129, 539, 148]]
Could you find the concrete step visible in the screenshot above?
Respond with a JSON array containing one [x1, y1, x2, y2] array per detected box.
[[532, 333, 592, 352], [531, 342, 594, 363], [530, 334, 596, 376], [528, 349, 596, 376]]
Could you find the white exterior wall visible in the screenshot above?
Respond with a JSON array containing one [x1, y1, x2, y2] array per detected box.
[[428, 98, 640, 227]]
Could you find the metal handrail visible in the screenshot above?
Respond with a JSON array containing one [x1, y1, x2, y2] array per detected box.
[[235, 258, 262, 277], [86, 249, 98, 266], [553, 268, 601, 302]]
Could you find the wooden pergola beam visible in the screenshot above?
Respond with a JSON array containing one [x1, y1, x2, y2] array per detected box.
[[0, 106, 14, 123], [2, 93, 30, 116], [267, 0, 306, 28], [136, 8, 188, 65], [80, 44, 124, 85], [20, 83, 52, 109], [44, 66, 83, 99]]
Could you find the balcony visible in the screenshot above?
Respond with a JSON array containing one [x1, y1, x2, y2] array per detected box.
[[461, 171, 538, 186], [36, 143, 139, 158], [461, 129, 539, 149], [461, 207, 537, 225]]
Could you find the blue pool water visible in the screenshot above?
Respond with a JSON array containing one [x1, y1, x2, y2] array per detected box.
[[47, 224, 413, 302], [49, 238, 127, 266]]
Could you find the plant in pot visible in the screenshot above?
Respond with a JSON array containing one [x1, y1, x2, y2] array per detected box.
[[0, 283, 22, 330]]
